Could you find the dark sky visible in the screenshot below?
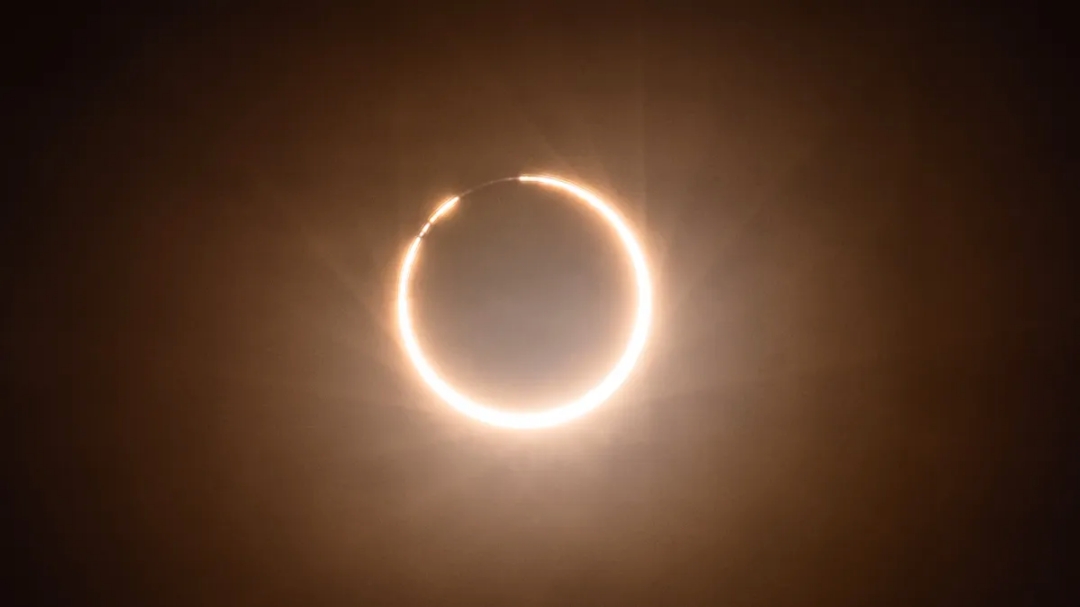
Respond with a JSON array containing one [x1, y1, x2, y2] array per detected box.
[[7, 4, 1077, 605]]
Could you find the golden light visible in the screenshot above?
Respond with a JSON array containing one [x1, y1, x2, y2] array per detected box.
[[396, 175, 653, 429]]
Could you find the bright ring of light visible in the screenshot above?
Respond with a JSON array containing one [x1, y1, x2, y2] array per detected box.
[[396, 175, 653, 429]]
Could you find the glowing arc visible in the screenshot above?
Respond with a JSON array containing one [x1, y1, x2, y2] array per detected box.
[[396, 175, 653, 429]]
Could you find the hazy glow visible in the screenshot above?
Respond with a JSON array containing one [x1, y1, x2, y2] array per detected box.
[[396, 176, 653, 429]]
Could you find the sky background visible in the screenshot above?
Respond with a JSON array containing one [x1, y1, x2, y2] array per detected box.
[[7, 4, 1077, 605]]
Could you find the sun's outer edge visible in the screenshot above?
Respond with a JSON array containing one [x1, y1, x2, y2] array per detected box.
[[396, 175, 653, 429]]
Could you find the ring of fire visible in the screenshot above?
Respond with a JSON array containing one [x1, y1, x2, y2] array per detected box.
[[396, 175, 653, 429]]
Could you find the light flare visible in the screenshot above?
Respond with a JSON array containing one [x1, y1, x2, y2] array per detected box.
[[396, 176, 653, 429]]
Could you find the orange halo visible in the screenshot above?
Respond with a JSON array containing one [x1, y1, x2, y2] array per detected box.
[[396, 175, 653, 429]]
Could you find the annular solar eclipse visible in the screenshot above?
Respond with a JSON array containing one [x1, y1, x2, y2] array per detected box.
[[396, 175, 653, 429]]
